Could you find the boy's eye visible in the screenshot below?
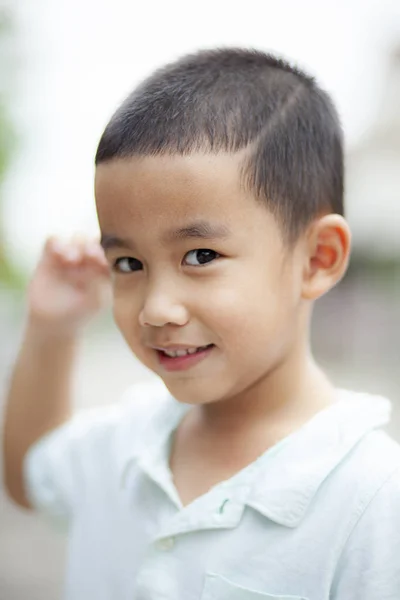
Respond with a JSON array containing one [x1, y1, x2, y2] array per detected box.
[[183, 249, 220, 266], [114, 257, 143, 273]]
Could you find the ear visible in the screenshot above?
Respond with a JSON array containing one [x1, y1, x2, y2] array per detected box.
[[301, 214, 351, 300]]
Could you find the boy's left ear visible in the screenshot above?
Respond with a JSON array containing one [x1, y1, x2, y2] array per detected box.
[[301, 214, 351, 300]]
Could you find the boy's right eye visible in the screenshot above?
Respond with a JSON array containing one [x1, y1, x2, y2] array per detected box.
[[113, 257, 143, 273]]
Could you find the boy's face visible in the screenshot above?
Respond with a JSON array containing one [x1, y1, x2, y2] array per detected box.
[[95, 154, 306, 405]]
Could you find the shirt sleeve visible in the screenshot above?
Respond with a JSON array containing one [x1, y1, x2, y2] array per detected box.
[[23, 404, 121, 529], [23, 380, 167, 529], [331, 466, 400, 600]]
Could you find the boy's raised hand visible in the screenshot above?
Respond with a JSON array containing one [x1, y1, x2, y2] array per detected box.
[[27, 236, 111, 336]]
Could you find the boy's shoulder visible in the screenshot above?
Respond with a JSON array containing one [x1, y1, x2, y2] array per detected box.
[[114, 379, 183, 449], [312, 395, 400, 537], [326, 388, 400, 498], [37, 379, 179, 470], [77, 378, 178, 445], [22, 379, 178, 522], [80, 378, 175, 430], [246, 389, 400, 530], [336, 389, 400, 488], [342, 427, 400, 500]]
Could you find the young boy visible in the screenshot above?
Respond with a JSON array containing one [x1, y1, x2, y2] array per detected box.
[[3, 48, 400, 599]]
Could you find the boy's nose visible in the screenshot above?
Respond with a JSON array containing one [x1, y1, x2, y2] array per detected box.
[[138, 286, 189, 328]]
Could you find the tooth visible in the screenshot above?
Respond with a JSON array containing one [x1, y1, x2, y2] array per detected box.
[[163, 347, 208, 357]]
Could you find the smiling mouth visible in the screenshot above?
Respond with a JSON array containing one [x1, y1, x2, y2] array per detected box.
[[155, 344, 215, 371], [159, 344, 213, 358]]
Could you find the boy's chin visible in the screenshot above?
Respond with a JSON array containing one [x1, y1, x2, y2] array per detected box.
[[161, 378, 226, 406]]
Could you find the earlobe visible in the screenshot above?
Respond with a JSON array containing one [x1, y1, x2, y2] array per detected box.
[[301, 215, 351, 301]]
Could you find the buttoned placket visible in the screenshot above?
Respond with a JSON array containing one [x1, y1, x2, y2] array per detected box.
[[129, 445, 251, 600], [136, 443, 250, 544], [154, 492, 247, 543], [133, 492, 248, 599]]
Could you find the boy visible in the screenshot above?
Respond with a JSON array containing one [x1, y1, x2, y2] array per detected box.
[[3, 48, 400, 599]]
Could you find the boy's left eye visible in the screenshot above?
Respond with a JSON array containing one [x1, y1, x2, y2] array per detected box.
[[183, 249, 220, 266]]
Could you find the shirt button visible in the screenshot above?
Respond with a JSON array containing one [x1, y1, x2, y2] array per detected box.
[[156, 537, 175, 551]]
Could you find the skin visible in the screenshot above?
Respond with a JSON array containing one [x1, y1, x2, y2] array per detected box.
[[95, 152, 351, 504], [3, 236, 111, 508]]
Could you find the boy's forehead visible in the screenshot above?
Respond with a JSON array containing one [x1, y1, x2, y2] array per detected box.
[[95, 153, 241, 196], [95, 154, 285, 254], [95, 153, 254, 229]]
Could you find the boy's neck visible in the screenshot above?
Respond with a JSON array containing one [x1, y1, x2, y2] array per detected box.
[[170, 346, 336, 506], [193, 349, 336, 444]]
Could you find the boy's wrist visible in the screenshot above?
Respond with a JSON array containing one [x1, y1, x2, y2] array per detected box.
[[24, 317, 82, 347]]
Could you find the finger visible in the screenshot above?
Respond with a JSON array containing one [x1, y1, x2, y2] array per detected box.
[[46, 238, 84, 268], [85, 240, 107, 262], [68, 233, 91, 261], [43, 236, 62, 256], [42, 236, 69, 265], [82, 240, 110, 273]]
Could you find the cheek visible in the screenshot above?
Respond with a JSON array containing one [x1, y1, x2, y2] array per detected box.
[[202, 271, 296, 345], [202, 273, 282, 323], [112, 289, 141, 344]]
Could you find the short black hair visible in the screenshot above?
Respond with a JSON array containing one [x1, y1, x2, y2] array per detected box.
[[95, 48, 344, 243]]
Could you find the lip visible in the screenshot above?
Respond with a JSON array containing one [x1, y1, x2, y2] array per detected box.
[[156, 345, 214, 372]]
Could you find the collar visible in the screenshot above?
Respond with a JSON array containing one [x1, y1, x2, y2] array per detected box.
[[245, 389, 391, 527], [116, 385, 391, 528], [116, 381, 188, 488]]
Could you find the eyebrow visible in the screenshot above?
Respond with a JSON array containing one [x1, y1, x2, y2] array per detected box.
[[100, 220, 230, 251], [100, 234, 132, 251], [164, 220, 230, 242]]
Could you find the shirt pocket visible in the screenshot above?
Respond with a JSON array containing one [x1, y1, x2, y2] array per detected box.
[[201, 572, 309, 600]]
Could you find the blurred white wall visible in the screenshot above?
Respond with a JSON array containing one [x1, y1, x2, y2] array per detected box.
[[346, 48, 400, 255], [2, 0, 400, 272]]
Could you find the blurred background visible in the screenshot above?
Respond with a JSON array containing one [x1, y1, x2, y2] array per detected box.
[[0, 0, 399, 597]]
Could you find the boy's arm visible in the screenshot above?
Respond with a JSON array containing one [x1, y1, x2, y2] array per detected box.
[[3, 327, 77, 508], [2, 237, 110, 509]]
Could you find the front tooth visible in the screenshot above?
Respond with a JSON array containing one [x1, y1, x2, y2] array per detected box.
[[175, 350, 187, 357], [187, 348, 197, 355], [164, 349, 178, 357]]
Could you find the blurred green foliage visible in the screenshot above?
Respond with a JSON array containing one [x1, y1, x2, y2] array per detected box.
[[0, 8, 23, 290], [0, 103, 19, 288]]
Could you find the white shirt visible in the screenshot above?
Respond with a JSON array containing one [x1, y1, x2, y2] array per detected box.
[[24, 383, 400, 600]]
